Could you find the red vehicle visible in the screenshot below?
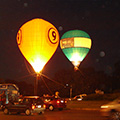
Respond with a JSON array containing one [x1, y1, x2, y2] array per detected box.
[[42, 96, 67, 111]]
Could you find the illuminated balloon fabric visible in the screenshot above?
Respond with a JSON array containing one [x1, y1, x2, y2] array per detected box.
[[60, 30, 92, 67], [17, 18, 59, 73]]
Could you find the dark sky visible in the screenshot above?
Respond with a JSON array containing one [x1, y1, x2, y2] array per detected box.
[[0, 0, 120, 83]]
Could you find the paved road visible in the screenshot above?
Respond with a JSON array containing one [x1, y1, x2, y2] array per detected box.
[[0, 109, 108, 120]]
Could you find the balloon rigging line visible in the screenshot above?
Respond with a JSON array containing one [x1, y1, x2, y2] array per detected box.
[[16, 73, 36, 80], [77, 68, 88, 80], [17, 59, 65, 88], [40, 75, 53, 95], [24, 60, 34, 75], [24, 59, 65, 87], [40, 73, 65, 87]]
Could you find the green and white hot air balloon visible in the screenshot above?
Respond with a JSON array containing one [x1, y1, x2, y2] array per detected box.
[[60, 30, 92, 70]]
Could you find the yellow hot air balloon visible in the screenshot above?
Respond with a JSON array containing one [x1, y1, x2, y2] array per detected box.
[[16, 18, 59, 73]]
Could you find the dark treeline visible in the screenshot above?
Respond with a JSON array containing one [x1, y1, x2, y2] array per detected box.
[[1, 60, 120, 98]]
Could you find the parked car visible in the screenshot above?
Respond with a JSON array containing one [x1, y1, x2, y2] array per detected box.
[[3, 96, 46, 115], [101, 98, 120, 120], [73, 94, 87, 101], [42, 96, 67, 111]]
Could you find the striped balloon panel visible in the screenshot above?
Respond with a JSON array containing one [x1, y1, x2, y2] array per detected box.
[[60, 37, 91, 49], [62, 47, 90, 62]]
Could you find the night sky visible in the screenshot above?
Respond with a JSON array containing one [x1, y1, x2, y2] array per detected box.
[[0, 0, 120, 83]]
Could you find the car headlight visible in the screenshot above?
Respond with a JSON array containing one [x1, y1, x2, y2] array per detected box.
[[37, 105, 41, 108], [77, 98, 82, 101], [101, 105, 109, 108]]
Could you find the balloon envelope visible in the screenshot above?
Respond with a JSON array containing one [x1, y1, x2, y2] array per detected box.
[[17, 18, 59, 73], [60, 30, 92, 68]]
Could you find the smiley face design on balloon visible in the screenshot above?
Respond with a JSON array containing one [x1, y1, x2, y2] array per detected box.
[[16, 18, 59, 73]]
